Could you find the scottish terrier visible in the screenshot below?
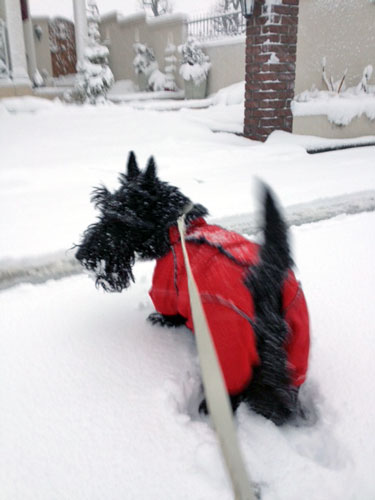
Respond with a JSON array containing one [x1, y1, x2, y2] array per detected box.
[[76, 152, 310, 425]]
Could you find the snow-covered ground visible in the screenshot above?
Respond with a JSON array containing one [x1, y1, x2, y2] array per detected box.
[[1, 97, 375, 499]]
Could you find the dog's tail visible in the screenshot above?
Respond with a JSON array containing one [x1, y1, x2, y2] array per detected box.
[[245, 184, 291, 301], [243, 184, 295, 424], [259, 184, 292, 284]]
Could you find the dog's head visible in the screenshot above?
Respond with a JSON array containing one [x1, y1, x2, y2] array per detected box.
[[76, 152, 208, 292]]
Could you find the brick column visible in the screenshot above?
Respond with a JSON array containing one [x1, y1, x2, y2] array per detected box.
[[244, 0, 299, 142]]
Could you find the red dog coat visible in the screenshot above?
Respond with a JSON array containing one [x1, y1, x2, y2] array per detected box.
[[150, 218, 309, 395]]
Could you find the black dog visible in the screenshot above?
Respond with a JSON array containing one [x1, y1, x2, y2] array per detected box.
[[76, 152, 310, 425]]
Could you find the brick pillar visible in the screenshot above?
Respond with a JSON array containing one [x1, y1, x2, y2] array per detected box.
[[244, 0, 299, 142]]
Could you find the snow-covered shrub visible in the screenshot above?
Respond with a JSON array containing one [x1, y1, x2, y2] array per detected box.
[[133, 43, 158, 78], [148, 69, 167, 91], [357, 65, 373, 94], [71, 0, 114, 104], [178, 37, 211, 85], [164, 42, 177, 91]]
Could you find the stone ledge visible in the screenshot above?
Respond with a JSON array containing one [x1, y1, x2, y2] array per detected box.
[[0, 83, 33, 98], [293, 114, 375, 139]]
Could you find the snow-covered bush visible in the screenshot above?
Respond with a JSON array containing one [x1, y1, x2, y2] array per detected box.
[[357, 65, 373, 94], [70, 0, 114, 104], [148, 69, 167, 91], [133, 43, 158, 78], [178, 37, 211, 85], [164, 42, 177, 91]]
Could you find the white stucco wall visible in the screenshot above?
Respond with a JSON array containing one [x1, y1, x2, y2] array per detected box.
[[202, 37, 245, 95], [295, 0, 375, 94], [294, 0, 375, 137], [0, 1, 6, 21], [100, 12, 188, 89]]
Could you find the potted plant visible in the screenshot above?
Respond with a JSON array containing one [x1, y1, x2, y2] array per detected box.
[[178, 37, 211, 99], [133, 42, 158, 91]]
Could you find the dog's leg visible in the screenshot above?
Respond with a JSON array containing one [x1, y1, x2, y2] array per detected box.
[[147, 312, 187, 328], [199, 393, 243, 416], [241, 373, 301, 426]]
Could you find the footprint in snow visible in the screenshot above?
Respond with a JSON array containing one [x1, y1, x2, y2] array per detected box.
[[284, 381, 349, 470]]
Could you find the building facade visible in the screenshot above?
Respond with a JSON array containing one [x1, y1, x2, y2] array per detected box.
[[0, 0, 34, 96], [0, 0, 78, 98]]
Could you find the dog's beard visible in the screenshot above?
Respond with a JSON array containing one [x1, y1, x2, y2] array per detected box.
[[75, 219, 136, 292]]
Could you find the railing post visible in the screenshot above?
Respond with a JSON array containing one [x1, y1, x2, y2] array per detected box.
[[187, 10, 246, 41]]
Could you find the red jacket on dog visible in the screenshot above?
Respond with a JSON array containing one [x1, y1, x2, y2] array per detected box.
[[150, 218, 310, 396]]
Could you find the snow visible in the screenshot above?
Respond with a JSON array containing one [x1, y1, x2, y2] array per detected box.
[[148, 68, 167, 91], [108, 89, 185, 103], [0, 96, 58, 113], [201, 36, 245, 49], [212, 81, 245, 106], [293, 90, 375, 126], [107, 79, 138, 96], [1, 94, 375, 499]]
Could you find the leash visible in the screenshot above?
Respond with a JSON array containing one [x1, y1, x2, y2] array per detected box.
[[177, 208, 257, 500]]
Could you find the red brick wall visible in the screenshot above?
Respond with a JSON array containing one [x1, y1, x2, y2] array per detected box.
[[244, 0, 299, 142]]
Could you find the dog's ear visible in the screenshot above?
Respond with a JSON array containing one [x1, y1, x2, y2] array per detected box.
[[91, 185, 112, 210], [127, 151, 140, 178], [118, 151, 140, 185], [143, 156, 157, 186], [120, 151, 140, 183]]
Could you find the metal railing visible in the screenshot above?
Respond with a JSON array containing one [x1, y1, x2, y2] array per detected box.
[[0, 18, 11, 79], [187, 11, 246, 42]]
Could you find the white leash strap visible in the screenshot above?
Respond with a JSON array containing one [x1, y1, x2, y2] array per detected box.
[[177, 213, 256, 500]]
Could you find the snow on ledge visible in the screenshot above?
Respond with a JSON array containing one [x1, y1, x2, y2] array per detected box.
[[100, 11, 122, 23], [117, 11, 146, 26], [147, 12, 188, 26], [292, 90, 375, 126], [201, 35, 245, 49], [266, 130, 375, 151], [0, 96, 61, 114]]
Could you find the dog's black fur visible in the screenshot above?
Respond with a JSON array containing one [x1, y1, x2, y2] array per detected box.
[[76, 152, 207, 292], [76, 152, 304, 425]]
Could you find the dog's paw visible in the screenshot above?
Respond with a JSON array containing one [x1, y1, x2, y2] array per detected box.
[[147, 312, 165, 326], [147, 312, 187, 328]]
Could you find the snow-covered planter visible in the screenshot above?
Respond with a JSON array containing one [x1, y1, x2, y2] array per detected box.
[[293, 64, 375, 127], [178, 37, 211, 99], [133, 43, 158, 91]]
